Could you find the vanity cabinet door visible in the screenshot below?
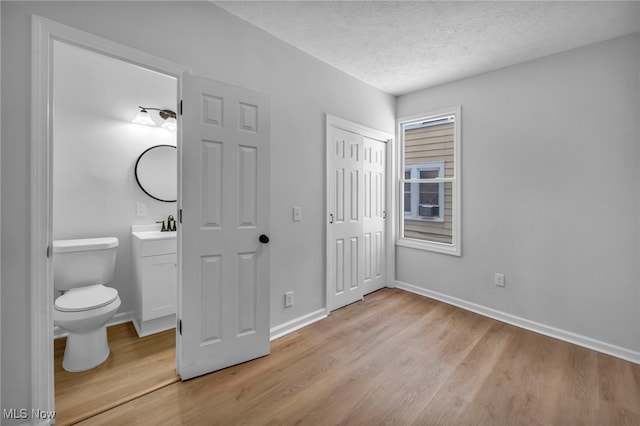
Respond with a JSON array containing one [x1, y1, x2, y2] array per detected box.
[[141, 253, 177, 321]]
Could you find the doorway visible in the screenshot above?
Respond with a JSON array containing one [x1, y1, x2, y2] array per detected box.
[[325, 115, 394, 312], [32, 16, 272, 418], [31, 16, 190, 417], [51, 39, 180, 424]]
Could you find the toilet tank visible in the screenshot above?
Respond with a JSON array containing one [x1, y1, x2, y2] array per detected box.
[[53, 237, 119, 291]]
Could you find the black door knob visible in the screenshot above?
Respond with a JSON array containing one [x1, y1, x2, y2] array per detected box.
[[259, 234, 270, 244]]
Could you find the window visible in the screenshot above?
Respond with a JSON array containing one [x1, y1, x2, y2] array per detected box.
[[398, 108, 461, 256], [404, 162, 445, 222]]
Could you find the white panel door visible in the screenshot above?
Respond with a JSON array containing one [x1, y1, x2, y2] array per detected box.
[[329, 127, 365, 310], [362, 137, 386, 294], [179, 74, 270, 380]]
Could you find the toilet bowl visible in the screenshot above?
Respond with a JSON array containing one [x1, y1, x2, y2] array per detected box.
[[53, 237, 120, 372]]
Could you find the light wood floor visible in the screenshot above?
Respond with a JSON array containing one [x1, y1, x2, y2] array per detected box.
[[74, 288, 639, 425], [54, 322, 179, 426]]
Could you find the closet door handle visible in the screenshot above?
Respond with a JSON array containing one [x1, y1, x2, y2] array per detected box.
[[329, 214, 334, 224], [259, 234, 270, 244]]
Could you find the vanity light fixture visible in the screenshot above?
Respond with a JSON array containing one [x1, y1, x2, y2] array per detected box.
[[133, 106, 177, 131]]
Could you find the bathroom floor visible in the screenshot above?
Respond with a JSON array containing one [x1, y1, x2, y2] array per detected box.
[[54, 322, 178, 426]]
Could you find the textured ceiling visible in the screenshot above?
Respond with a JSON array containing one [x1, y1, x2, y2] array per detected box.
[[214, 1, 640, 96]]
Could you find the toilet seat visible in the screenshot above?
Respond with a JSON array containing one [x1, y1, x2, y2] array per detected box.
[[55, 284, 118, 312]]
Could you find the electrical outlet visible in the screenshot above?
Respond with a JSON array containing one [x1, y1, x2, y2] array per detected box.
[[293, 206, 302, 222], [285, 291, 294, 308], [136, 201, 147, 216], [495, 273, 505, 287]]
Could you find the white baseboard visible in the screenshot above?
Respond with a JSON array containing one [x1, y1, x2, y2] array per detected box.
[[270, 308, 327, 341], [53, 310, 135, 339], [395, 280, 640, 365]]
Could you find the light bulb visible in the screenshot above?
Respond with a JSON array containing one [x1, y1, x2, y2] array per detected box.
[[161, 117, 177, 132]]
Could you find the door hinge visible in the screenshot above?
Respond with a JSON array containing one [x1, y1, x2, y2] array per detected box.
[[46, 245, 51, 258], [179, 100, 183, 116], [179, 209, 183, 224], [382, 211, 387, 219], [178, 319, 182, 335]]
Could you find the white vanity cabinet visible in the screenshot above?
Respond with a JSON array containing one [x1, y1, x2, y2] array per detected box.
[[132, 227, 177, 337]]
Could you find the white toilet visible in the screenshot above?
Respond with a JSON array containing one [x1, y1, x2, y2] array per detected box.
[[53, 237, 121, 372]]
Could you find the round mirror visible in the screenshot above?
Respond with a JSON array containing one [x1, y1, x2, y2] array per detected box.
[[135, 145, 177, 202]]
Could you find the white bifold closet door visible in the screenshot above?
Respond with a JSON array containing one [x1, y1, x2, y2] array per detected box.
[[179, 73, 270, 380], [362, 136, 386, 294], [328, 125, 386, 312]]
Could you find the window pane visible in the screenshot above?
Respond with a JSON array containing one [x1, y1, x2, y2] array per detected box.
[[403, 121, 454, 179], [404, 169, 411, 213], [419, 169, 439, 179], [403, 181, 453, 244], [402, 116, 455, 247], [419, 187, 438, 205]]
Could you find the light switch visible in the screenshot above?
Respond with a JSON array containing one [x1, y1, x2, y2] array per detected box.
[[293, 206, 302, 222]]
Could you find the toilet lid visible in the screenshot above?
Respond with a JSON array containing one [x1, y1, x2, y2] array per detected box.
[[55, 285, 118, 312]]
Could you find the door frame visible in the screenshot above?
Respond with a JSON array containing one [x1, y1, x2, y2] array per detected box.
[[325, 115, 395, 315], [31, 15, 189, 419]]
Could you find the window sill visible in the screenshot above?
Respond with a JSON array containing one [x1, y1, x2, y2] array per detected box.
[[396, 237, 461, 256]]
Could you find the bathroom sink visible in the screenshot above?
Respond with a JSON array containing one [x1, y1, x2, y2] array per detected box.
[[131, 230, 177, 241]]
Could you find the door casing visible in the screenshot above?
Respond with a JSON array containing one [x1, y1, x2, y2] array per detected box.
[[31, 15, 189, 419], [325, 115, 395, 314]]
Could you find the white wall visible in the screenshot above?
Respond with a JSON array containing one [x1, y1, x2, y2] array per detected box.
[[1, 1, 395, 417], [396, 33, 640, 354], [53, 41, 177, 318]]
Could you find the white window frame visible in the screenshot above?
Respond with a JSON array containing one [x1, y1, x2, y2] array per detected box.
[[404, 161, 445, 222], [397, 107, 461, 256]]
